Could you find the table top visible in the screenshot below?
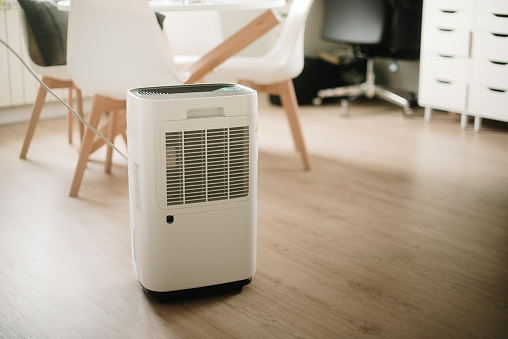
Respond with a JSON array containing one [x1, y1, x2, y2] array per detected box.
[[58, 0, 286, 12]]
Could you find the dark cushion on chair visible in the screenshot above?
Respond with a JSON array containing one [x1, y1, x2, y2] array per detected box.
[[17, 0, 68, 66], [155, 12, 165, 30]]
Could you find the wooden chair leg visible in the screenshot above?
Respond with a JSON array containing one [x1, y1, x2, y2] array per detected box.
[[121, 132, 128, 147], [118, 110, 128, 147], [239, 79, 311, 170], [68, 86, 74, 144], [70, 97, 103, 197], [105, 111, 118, 173], [70, 95, 126, 197], [75, 86, 85, 142], [90, 112, 126, 154], [277, 79, 311, 170], [20, 79, 49, 159]]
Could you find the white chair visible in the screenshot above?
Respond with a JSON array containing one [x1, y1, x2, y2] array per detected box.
[[17, 0, 84, 159], [214, 0, 314, 170], [161, 11, 224, 70], [67, 0, 190, 197]]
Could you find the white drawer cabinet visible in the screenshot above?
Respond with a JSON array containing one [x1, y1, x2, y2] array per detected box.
[[424, 0, 473, 10], [477, 0, 508, 13], [419, 0, 508, 131], [473, 32, 508, 61], [423, 8, 474, 30], [422, 27, 472, 56], [476, 12, 508, 34], [421, 54, 470, 83], [469, 85, 508, 121], [471, 59, 508, 89], [419, 77, 468, 111]]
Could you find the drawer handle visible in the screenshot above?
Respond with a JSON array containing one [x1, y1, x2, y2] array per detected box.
[[490, 60, 508, 66], [488, 87, 506, 93], [438, 28, 454, 32], [493, 13, 508, 18], [436, 79, 452, 84], [492, 33, 508, 38], [441, 10, 457, 14]]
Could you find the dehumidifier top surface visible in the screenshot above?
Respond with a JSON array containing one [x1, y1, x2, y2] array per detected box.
[[129, 83, 255, 100]]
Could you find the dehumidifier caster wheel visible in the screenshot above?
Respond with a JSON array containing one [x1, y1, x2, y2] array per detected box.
[[402, 107, 414, 117], [312, 97, 322, 106]]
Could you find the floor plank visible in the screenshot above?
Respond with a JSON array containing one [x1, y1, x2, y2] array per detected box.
[[0, 96, 507, 338]]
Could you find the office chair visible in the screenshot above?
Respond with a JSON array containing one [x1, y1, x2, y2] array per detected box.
[[313, 0, 423, 116], [17, 0, 84, 159], [214, 0, 314, 170]]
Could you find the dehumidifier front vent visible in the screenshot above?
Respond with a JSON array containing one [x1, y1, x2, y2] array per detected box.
[[165, 126, 249, 206]]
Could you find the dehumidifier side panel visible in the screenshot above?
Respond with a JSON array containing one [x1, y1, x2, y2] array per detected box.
[[134, 202, 256, 292], [126, 93, 142, 275]]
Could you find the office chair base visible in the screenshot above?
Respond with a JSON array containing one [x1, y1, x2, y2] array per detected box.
[[313, 58, 414, 117], [315, 82, 414, 117]]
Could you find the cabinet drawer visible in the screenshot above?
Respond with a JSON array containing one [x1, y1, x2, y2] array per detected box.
[[472, 31, 508, 61], [420, 54, 470, 83], [471, 59, 508, 88], [422, 27, 471, 56], [469, 85, 508, 121], [477, 12, 508, 35], [424, 8, 473, 30], [478, 0, 508, 13], [418, 78, 467, 110], [424, 0, 473, 11]]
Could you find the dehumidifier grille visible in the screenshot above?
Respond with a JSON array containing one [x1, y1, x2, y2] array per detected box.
[[137, 90, 165, 96], [165, 126, 249, 206]]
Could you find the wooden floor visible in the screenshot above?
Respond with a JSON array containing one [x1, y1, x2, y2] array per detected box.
[[0, 95, 507, 338]]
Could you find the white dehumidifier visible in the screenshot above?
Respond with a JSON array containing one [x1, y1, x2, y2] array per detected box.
[[126, 83, 258, 299]]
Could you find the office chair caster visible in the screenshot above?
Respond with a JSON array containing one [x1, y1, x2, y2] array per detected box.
[[339, 99, 350, 116], [312, 97, 322, 106], [402, 106, 413, 117]]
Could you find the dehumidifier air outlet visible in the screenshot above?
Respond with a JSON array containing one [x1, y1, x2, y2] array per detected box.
[[165, 126, 250, 206], [137, 86, 240, 97], [137, 90, 165, 96]]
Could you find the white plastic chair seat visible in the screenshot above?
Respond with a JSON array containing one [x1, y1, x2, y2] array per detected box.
[[216, 53, 302, 85], [176, 54, 292, 83], [29, 63, 72, 81]]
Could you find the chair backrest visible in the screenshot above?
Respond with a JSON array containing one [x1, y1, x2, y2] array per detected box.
[[162, 11, 224, 56], [67, 0, 184, 100], [321, 0, 388, 45], [262, 0, 314, 82], [18, 0, 68, 67], [17, 0, 72, 79], [320, 0, 422, 58]]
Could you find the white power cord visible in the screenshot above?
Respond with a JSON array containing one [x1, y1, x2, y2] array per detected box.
[[0, 37, 128, 160]]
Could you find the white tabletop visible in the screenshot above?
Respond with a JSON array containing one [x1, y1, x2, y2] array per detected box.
[[58, 0, 285, 12]]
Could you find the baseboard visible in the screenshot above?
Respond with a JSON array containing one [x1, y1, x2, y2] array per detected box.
[[0, 98, 92, 125]]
